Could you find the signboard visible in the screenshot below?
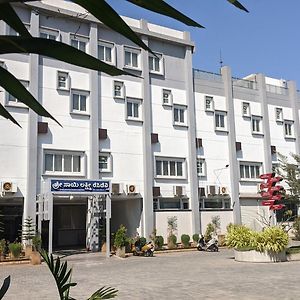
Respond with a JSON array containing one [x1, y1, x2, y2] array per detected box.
[[50, 179, 110, 194]]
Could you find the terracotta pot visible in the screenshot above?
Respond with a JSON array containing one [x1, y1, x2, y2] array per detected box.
[[116, 246, 126, 258], [30, 251, 41, 265], [25, 245, 33, 257]]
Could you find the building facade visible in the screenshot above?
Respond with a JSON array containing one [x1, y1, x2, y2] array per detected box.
[[0, 0, 299, 249]]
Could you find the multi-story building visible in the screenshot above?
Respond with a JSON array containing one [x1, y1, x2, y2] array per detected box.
[[0, 0, 299, 251]]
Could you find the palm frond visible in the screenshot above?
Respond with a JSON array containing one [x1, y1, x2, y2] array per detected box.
[[87, 286, 118, 300], [40, 250, 77, 300], [0, 276, 11, 299]]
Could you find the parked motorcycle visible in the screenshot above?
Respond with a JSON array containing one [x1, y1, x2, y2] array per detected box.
[[132, 241, 155, 257], [197, 234, 218, 252]]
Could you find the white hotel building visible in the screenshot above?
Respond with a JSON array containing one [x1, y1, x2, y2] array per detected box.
[[0, 0, 299, 250]]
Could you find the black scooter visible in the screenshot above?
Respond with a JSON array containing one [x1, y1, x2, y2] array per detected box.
[[197, 234, 218, 252]]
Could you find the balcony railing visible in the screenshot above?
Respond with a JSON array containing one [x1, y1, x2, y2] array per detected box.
[[232, 77, 257, 90], [266, 84, 288, 95], [193, 69, 223, 82]]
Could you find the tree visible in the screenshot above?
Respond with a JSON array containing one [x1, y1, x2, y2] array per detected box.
[[0, 0, 248, 127], [276, 152, 300, 221]]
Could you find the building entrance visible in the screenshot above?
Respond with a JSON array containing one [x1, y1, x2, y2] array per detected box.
[[53, 204, 87, 249], [0, 205, 23, 242]]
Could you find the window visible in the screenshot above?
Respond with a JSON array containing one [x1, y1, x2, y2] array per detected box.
[[155, 158, 185, 178], [239, 162, 261, 180], [71, 90, 89, 114], [44, 151, 83, 175], [113, 81, 124, 99], [173, 105, 186, 126], [284, 121, 294, 138], [70, 35, 87, 52], [205, 96, 214, 112], [99, 152, 112, 173], [98, 41, 115, 64], [199, 198, 231, 210], [7, 80, 29, 107], [275, 107, 283, 122], [242, 102, 250, 117], [153, 198, 189, 211], [124, 46, 141, 69], [126, 98, 142, 121], [197, 158, 206, 177], [149, 53, 163, 74], [251, 116, 263, 134], [57, 71, 69, 91], [215, 111, 227, 131], [162, 89, 172, 106], [40, 28, 58, 40]]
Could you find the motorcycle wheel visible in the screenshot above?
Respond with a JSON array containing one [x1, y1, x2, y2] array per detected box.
[[213, 245, 218, 252], [197, 246, 203, 251]]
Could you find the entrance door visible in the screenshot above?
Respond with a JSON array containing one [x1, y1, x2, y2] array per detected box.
[[0, 205, 23, 242], [53, 205, 87, 249]]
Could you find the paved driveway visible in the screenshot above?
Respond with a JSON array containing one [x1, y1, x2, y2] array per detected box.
[[1, 249, 300, 299]]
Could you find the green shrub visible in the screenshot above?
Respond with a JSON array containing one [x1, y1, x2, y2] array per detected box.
[[225, 225, 289, 253], [204, 223, 215, 242], [9, 242, 22, 258], [181, 234, 190, 247], [260, 226, 289, 253], [225, 225, 253, 249], [113, 225, 128, 248], [167, 234, 177, 249], [293, 217, 300, 240], [192, 233, 199, 242], [155, 235, 164, 250], [32, 235, 42, 251]]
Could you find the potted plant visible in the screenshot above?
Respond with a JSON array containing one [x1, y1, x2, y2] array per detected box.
[[8, 242, 22, 260], [113, 225, 128, 258], [192, 233, 199, 247], [155, 236, 164, 250], [0, 239, 6, 261], [21, 217, 36, 257], [30, 234, 42, 265], [226, 225, 289, 262], [167, 234, 177, 249], [181, 234, 190, 248]]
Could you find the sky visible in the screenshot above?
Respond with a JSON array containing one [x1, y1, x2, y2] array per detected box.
[[107, 0, 300, 86]]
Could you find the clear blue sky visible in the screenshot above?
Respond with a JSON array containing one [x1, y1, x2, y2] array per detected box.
[[108, 0, 300, 87]]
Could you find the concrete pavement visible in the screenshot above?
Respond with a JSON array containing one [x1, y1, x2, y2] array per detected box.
[[1, 249, 300, 299]]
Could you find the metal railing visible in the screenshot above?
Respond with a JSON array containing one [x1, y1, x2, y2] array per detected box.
[[232, 77, 257, 90], [266, 84, 288, 95], [193, 69, 223, 82]]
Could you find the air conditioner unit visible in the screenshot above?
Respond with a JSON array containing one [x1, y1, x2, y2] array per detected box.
[[111, 183, 124, 195], [173, 186, 186, 197], [206, 185, 217, 196], [126, 184, 137, 194], [1, 181, 17, 193], [220, 186, 228, 195]]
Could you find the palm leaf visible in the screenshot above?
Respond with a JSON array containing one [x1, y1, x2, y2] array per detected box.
[[71, 0, 153, 54], [0, 66, 61, 126], [0, 3, 31, 36], [227, 0, 249, 12], [0, 36, 136, 77], [0, 102, 21, 127], [40, 250, 77, 300], [87, 286, 118, 300], [0, 276, 10, 299], [127, 0, 204, 28]]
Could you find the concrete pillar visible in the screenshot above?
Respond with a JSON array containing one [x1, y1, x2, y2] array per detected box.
[[257, 74, 272, 173], [24, 10, 39, 223], [88, 23, 99, 179], [287, 81, 300, 156], [221, 66, 241, 224], [185, 42, 200, 234], [140, 20, 154, 239]]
